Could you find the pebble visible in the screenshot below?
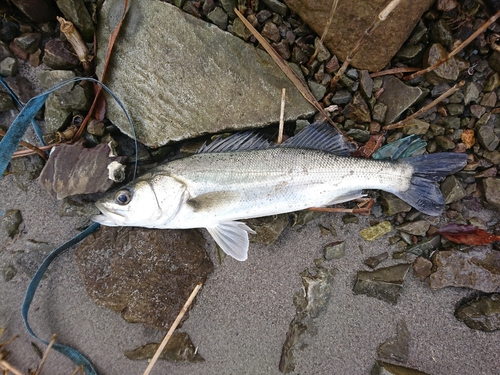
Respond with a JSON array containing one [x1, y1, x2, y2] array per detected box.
[[1, 209, 22, 238], [377, 75, 423, 123], [483, 178, 500, 211], [441, 175, 467, 204], [372, 102, 387, 123], [412, 257, 433, 281], [247, 214, 289, 245], [207, 7, 228, 30], [371, 361, 430, 375], [0, 91, 15, 111], [56, 0, 95, 41], [377, 319, 410, 363], [402, 119, 429, 135], [480, 91, 497, 107], [396, 220, 430, 236], [484, 73, 500, 92], [360, 221, 392, 241], [455, 294, 500, 332], [307, 80, 326, 101], [429, 19, 454, 48], [405, 235, 440, 257], [342, 92, 371, 123], [363, 252, 388, 269], [379, 192, 412, 216], [424, 43, 459, 84], [476, 125, 500, 151], [42, 39, 80, 69], [261, 0, 289, 16], [342, 214, 359, 224], [13, 32, 40, 53], [359, 70, 373, 98], [219, 0, 237, 18], [446, 103, 464, 116], [261, 21, 281, 42], [330, 90, 352, 105], [313, 37, 331, 62], [463, 82, 480, 105], [323, 241, 345, 260]]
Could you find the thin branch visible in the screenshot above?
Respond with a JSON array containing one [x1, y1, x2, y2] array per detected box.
[[0, 129, 47, 160], [34, 334, 56, 375], [142, 283, 203, 375], [404, 8, 500, 81], [383, 80, 465, 130], [307, 0, 338, 65], [0, 360, 23, 375], [70, 366, 84, 375], [369, 67, 420, 78], [331, 0, 402, 88], [277, 88, 286, 144]]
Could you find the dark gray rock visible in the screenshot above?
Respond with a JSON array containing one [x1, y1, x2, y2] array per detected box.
[[1, 209, 23, 239], [75, 226, 213, 329], [429, 19, 454, 48], [247, 214, 289, 244], [483, 178, 500, 211], [476, 125, 500, 151], [377, 76, 423, 124], [396, 220, 430, 236], [43, 93, 73, 133], [353, 263, 410, 305], [343, 91, 371, 123], [371, 360, 430, 375], [330, 90, 352, 105], [379, 191, 412, 216], [262, 0, 289, 16], [42, 39, 80, 70], [55, 0, 95, 42], [308, 80, 326, 101], [441, 175, 466, 204], [0, 91, 15, 112], [323, 241, 345, 260], [9, 0, 57, 22], [423, 43, 459, 84], [455, 294, 500, 332], [96, 0, 313, 147], [430, 247, 500, 292], [364, 252, 389, 269], [314, 37, 331, 62], [13, 32, 40, 54], [405, 235, 440, 257], [377, 319, 410, 363], [346, 129, 370, 142], [359, 69, 373, 98], [219, 0, 237, 18], [207, 7, 228, 30], [0, 57, 18, 76]]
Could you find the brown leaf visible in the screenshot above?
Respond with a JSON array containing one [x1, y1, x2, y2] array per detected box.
[[461, 129, 475, 149], [438, 224, 500, 245]]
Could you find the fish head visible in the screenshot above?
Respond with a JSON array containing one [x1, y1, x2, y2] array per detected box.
[[92, 173, 187, 228]]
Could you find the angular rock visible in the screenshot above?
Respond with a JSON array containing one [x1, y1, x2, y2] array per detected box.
[[463, 82, 480, 105], [371, 360, 430, 375], [412, 257, 433, 281], [262, 0, 289, 16], [377, 76, 423, 123], [372, 102, 387, 123], [476, 125, 500, 151], [323, 241, 345, 260], [396, 220, 430, 236], [96, 0, 313, 147], [353, 263, 410, 305], [441, 175, 466, 204], [207, 7, 228, 30], [423, 43, 459, 84], [13, 32, 40, 54], [343, 91, 371, 123], [429, 19, 454, 49], [379, 191, 412, 216], [377, 319, 410, 363], [364, 252, 388, 269], [55, 0, 95, 42], [283, 0, 433, 72], [0, 56, 17, 76], [430, 247, 500, 293], [360, 221, 392, 241], [405, 235, 440, 257], [401, 119, 429, 135], [75, 226, 213, 329], [9, 0, 57, 22], [455, 294, 500, 332], [483, 178, 500, 211], [124, 332, 204, 362], [38, 69, 76, 93], [1, 209, 23, 239], [314, 37, 331, 62], [43, 93, 73, 133], [0, 91, 15, 112], [330, 90, 352, 105], [42, 39, 80, 70], [261, 21, 281, 42], [15, 240, 54, 278], [247, 214, 289, 244], [308, 80, 326, 101]]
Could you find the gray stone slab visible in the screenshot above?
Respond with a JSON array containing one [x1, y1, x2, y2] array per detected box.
[[96, 0, 314, 147], [377, 76, 423, 124]]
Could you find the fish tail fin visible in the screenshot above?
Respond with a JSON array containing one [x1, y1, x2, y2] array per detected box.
[[392, 153, 468, 216]]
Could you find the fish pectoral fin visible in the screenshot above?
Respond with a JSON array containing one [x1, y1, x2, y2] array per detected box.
[[327, 190, 366, 205], [187, 191, 241, 212], [206, 222, 256, 261]]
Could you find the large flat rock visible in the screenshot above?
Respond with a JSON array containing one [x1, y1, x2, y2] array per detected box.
[[96, 0, 314, 147]]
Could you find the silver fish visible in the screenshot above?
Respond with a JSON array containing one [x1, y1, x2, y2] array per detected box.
[[93, 122, 468, 261]]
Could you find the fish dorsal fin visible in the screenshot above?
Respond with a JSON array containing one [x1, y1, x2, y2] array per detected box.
[[198, 131, 271, 153], [206, 221, 256, 261], [281, 121, 350, 156]]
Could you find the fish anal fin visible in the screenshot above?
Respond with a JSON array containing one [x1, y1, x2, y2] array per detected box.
[[187, 191, 241, 212], [206, 222, 255, 261], [327, 190, 365, 205]]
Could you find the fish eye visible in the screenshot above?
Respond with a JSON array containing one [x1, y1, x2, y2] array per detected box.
[[115, 189, 132, 205]]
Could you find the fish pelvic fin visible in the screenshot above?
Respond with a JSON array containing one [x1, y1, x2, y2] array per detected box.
[[394, 153, 468, 216], [206, 222, 256, 261]]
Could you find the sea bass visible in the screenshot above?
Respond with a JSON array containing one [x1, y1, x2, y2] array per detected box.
[[93, 122, 468, 261]]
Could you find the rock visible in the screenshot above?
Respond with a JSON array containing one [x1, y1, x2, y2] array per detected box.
[[43, 93, 73, 133], [455, 294, 500, 332], [440, 175, 466, 204], [247, 214, 289, 244], [283, 0, 433, 72], [405, 235, 440, 257], [446, 103, 464, 116], [463, 82, 480, 105], [42, 39, 80, 70], [442, 117, 460, 130], [37, 69, 76, 93], [484, 72, 500, 92], [57, 86, 91, 111], [434, 135, 456, 150], [483, 178, 500, 211], [262, 0, 289, 16], [124, 332, 204, 362], [342, 213, 359, 224], [476, 125, 500, 151], [364, 252, 389, 269], [429, 19, 454, 48], [13, 32, 40, 54], [480, 92, 497, 108], [1, 209, 23, 239], [272, 40, 291, 60], [396, 220, 430, 237], [323, 241, 345, 260], [15, 240, 54, 278], [343, 91, 371, 123], [96, 0, 313, 147], [430, 247, 500, 293], [359, 69, 373, 98], [207, 7, 228, 30], [488, 51, 500, 74], [38, 142, 127, 199], [371, 360, 430, 375], [219, 0, 237, 18], [75, 226, 213, 329], [372, 102, 387, 123], [0, 22, 20, 43], [261, 21, 280, 42], [436, 0, 458, 11], [0, 91, 15, 112], [377, 76, 423, 123], [330, 90, 352, 105], [2, 76, 36, 104], [307, 80, 326, 101], [353, 263, 410, 305], [395, 44, 424, 65], [470, 104, 486, 119], [423, 43, 459, 84], [9, 0, 57, 22], [55, 0, 95, 42], [3, 263, 17, 282], [401, 119, 429, 135], [379, 191, 412, 216], [412, 257, 432, 281], [346, 129, 370, 142], [377, 319, 410, 363], [314, 37, 331, 62]]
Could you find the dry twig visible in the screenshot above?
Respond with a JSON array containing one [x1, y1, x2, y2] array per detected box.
[[369, 67, 420, 78], [142, 283, 203, 375], [307, 0, 338, 65], [70, 366, 84, 375], [0, 360, 23, 375], [277, 88, 286, 144], [0, 129, 47, 160], [383, 80, 465, 130], [308, 198, 374, 216], [403, 8, 500, 81], [34, 334, 56, 375], [331, 0, 402, 88]]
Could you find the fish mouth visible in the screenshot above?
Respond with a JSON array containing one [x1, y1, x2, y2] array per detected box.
[[92, 202, 126, 226]]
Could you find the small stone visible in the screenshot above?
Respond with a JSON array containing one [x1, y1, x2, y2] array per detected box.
[[43, 93, 73, 133], [436, 0, 458, 11], [455, 294, 500, 332], [402, 119, 429, 135], [429, 19, 454, 48], [55, 0, 95, 41], [364, 252, 388, 269], [261, 0, 288, 16], [359, 70, 373, 98], [488, 51, 500, 74], [2, 75, 36, 104], [313, 37, 331, 62], [483, 178, 500, 211], [342, 213, 358, 224], [207, 7, 228, 30], [325, 55, 339, 73], [342, 91, 371, 123], [353, 263, 410, 305], [219, 0, 237, 18], [463, 82, 480, 105], [430, 247, 500, 292], [441, 175, 466, 204], [0, 56, 18, 76], [484, 72, 500, 93], [3, 263, 17, 282], [323, 241, 345, 260], [256, 9, 272, 23], [29, 48, 42, 67], [442, 117, 460, 129], [372, 102, 387, 123], [483, 150, 500, 165], [247, 214, 289, 244], [307, 80, 326, 101], [0, 91, 15, 112], [15, 240, 54, 278], [272, 40, 290, 60], [1, 209, 23, 239], [423, 43, 459, 84], [261, 21, 281, 42], [13, 32, 40, 53], [470, 104, 486, 119], [377, 75, 423, 123], [42, 39, 80, 70], [377, 319, 410, 363], [480, 91, 497, 107], [434, 135, 456, 150], [476, 125, 500, 151], [395, 44, 425, 64], [446, 103, 464, 116], [360, 221, 392, 241], [330, 90, 351, 105], [396, 220, 430, 236], [412, 257, 433, 281], [371, 360, 430, 375], [379, 192, 412, 216], [37, 69, 76, 93], [405, 235, 440, 257], [346, 129, 370, 143]]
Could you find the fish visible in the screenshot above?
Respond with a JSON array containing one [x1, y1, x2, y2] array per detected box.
[[92, 122, 468, 261]]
